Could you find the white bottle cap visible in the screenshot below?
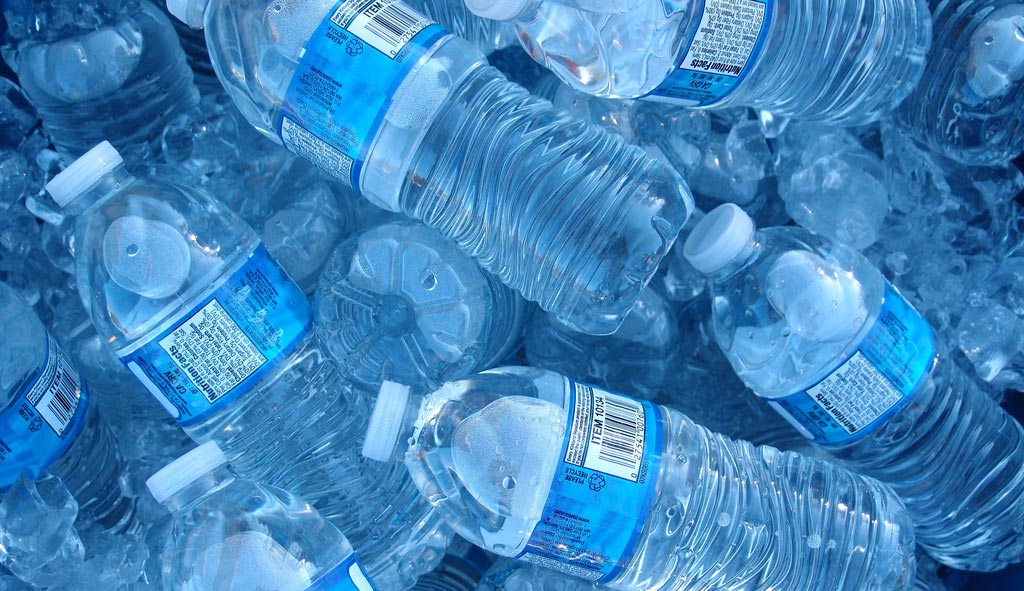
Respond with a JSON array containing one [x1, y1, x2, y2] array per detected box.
[[362, 381, 411, 462], [45, 141, 123, 208], [166, 0, 207, 28], [683, 203, 756, 275], [146, 441, 229, 505], [464, 0, 532, 21]]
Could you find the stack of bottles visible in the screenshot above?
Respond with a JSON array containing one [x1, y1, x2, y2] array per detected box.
[[0, 0, 1022, 589]]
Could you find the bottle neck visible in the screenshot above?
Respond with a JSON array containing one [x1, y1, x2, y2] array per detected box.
[[385, 393, 424, 463], [161, 464, 235, 513], [183, 0, 212, 29], [62, 166, 133, 216], [709, 230, 763, 282]]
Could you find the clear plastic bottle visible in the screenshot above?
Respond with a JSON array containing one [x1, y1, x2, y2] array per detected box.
[[316, 221, 526, 390], [894, 0, 1024, 166], [44, 141, 450, 589], [683, 203, 1024, 571], [532, 74, 711, 180], [480, 551, 967, 591], [158, 3, 222, 95], [477, 559, 589, 591], [164, 0, 693, 335], [148, 441, 379, 591], [0, 281, 136, 533], [524, 287, 679, 400], [1, 0, 200, 157], [412, 537, 496, 591], [465, 0, 932, 124], [405, 0, 517, 54], [362, 366, 916, 590]]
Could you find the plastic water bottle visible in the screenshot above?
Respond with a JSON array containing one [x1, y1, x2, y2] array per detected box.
[[477, 559, 588, 591], [412, 537, 496, 591], [405, 0, 517, 54], [44, 141, 450, 589], [316, 220, 526, 390], [160, 4, 222, 95], [894, 0, 1024, 166], [147, 441, 379, 591], [683, 203, 1024, 571], [479, 551, 968, 591], [164, 0, 693, 335], [532, 74, 712, 180], [524, 287, 679, 400], [362, 366, 916, 590], [465, 0, 932, 124], [0, 0, 200, 157], [0, 281, 136, 533]]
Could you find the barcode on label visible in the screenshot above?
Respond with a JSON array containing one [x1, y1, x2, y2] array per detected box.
[[27, 338, 82, 437], [566, 383, 646, 482], [345, 0, 430, 58], [585, 389, 645, 482]]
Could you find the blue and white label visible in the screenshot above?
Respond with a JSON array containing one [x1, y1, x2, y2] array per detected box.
[[0, 334, 87, 490], [119, 244, 313, 426], [518, 381, 662, 582], [770, 282, 936, 446], [647, 0, 773, 106], [307, 555, 378, 591], [278, 0, 447, 188]]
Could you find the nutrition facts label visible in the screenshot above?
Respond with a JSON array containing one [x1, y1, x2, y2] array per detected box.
[[684, 0, 767, 77], [804, 352, 903, 435], [158, 299, 266, 405], [648, 0, 772, 106], [771, 282, 936, 445], [120, 245, 313, 425]]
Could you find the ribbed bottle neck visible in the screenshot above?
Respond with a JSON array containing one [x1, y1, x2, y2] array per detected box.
[[61, 167, 134, 217]]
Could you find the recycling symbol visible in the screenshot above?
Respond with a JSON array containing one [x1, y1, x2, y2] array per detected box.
[[588, 473, 606, 492], [346, 39, 364, 57], [28, 415, 43, 432]]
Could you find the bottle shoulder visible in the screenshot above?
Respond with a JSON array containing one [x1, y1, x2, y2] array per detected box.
[[74, 179, 259, 351], [708, 227, 888, 397]]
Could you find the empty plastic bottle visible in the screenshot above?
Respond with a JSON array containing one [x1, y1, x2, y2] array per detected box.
[[1, 0, 200, 157], [165, 0, 693, 335], [148, 441, 379, 591], [895, 0, 1024, 166], [0, 281, 136, 533], [466, 0, 932, 124], [406, 0, 517, 54], [316, 221, 526, 390], [362, 366, 916, 590], [524, 286, 678, 400], [683, 203, 1024, 571], [44, 141, 449, 589]]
